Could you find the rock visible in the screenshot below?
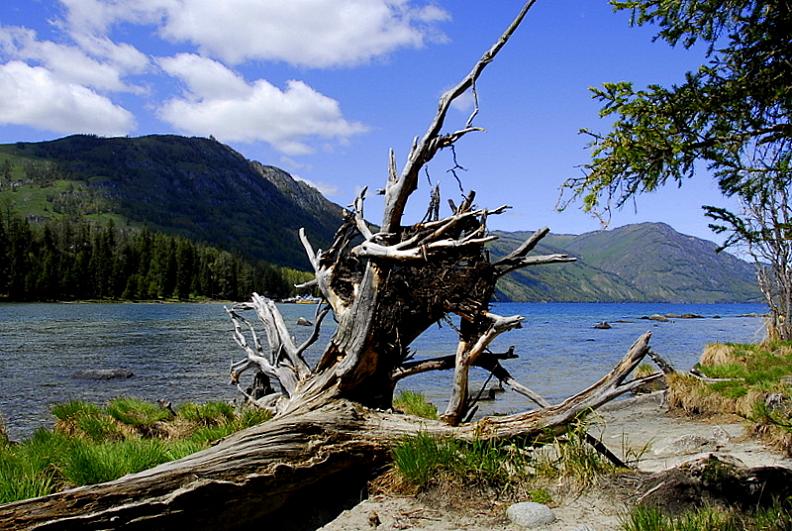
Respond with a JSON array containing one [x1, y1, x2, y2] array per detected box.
[[765, 393, 785, 409], [640, 314, 669, 322], [506, 501, 556, 528], [653, 434, 723, 456], [296, 317, 313, 326], [72, 368, 134, 380], [593, 321, 612, 329], [679, 313, 704, 319]]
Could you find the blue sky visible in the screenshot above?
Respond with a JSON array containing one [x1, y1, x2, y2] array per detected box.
[[0, 0, 735, 242]]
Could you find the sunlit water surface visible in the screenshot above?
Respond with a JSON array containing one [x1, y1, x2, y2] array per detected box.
[[0, 302, 767, 440]]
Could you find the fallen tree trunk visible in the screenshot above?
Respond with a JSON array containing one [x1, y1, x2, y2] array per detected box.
[[0, 334, 660, 529], [0, 2, 672, 527]]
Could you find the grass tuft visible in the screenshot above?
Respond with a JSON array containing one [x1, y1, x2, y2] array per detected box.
[[554, 419, 616, 486], [621, 501, 792, 531], [177, 401, 236, 427], [393, 391, 438, 420], [106, 397, 172, 429], [667, 341, 792, 454], [0, 398, 271, 505], [391, 420, 612, 496]]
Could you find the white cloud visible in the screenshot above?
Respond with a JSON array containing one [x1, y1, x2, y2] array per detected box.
[[0, 61, 135, 135], [450, 88, 475, 114], [59, 0, 449, 67], [0, 26, 147, 92], [158, 54, 250, 99], [158, 55, 366, 154]]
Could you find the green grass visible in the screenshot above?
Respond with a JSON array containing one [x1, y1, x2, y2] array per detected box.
[[52, 400, 123, 442], [393, 391, 438, 420], [554, 420, 617, 486], [177, 401, 236, 426], [694, 342, 792, 397], [669, 342, 792, 452], [391, 417, 615, 497], [106, 397, 172, 429], [0, 398, 271, 505], [392, 432, 553, 493], [621, 502, 792, 531]]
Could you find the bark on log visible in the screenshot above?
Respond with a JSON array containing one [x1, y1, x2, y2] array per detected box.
[[0, 2, 674, 527], [0, 335, 660, 529]]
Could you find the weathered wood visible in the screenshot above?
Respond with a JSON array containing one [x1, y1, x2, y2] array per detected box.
[[0, 336, 659, 529], [0, 2, 673, 527]]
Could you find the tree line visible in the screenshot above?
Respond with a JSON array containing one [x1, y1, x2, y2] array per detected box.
[[0, 211, 311, 302]]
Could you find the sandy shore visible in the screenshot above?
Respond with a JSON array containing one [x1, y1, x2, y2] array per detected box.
[[321, 392, 792, 531]]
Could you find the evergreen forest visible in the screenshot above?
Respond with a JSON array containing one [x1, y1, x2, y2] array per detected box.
[[0, 211, 311, 302]]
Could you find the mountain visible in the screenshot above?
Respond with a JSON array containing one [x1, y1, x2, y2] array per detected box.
[[0, 135, 343, 269], [491, 223, 762, 303], [0, 135, 762, 303]]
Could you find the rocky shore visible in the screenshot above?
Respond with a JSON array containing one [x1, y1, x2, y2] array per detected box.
[[321, 392, 792, 530]]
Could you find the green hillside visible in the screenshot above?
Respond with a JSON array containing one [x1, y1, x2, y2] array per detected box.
[[0, 135, 762, 303], [0, 135, 343, 269], [492, 224, 762, 303]]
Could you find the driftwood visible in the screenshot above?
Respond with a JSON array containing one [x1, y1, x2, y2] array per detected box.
[[0, 1, 669, 528]]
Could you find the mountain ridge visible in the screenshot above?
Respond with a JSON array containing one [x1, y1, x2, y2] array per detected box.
[[0, 134, 344, 269], [492, 222, 761, 303], [0, 134, 761, 303]]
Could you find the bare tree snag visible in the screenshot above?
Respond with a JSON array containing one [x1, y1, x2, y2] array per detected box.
[[0, 1, 670, 528]]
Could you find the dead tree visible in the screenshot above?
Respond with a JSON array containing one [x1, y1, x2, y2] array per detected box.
[[0, 2, 665, 528]]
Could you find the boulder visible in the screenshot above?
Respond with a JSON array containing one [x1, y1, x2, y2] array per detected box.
[[72, 368, 134, 380], [506, 501, 556, 528]]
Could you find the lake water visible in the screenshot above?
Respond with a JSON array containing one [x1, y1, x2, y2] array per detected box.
[[0, 301, 767, 440]]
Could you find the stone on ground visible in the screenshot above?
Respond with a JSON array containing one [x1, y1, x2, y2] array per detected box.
[[506, 501, 556, 528]]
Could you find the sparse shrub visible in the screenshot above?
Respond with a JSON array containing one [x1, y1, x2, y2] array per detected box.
[[554, 419, 615, 486], [393, 391, 438, 420], [528, 487, 553, 505]]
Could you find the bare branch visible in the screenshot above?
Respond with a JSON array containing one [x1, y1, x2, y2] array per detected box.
[[494, 227, 550, 266], [299, 228, 319, 271], [497, 254, 577, 275], [294, 279, 318, 290], [295, 304, 331, 362], [353, 187, 374, 240], [353, 235, 497, 261], [381, 0, 540, 232]]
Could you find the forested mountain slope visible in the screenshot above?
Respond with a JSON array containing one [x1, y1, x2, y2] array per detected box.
[[492, 223, 761, 303], [0, 135, 343, 269]]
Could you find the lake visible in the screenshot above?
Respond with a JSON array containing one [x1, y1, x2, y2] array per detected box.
[[0, 301, 767, 440]]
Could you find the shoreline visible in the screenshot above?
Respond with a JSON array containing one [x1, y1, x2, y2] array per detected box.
[[322, 392, 792, 530]]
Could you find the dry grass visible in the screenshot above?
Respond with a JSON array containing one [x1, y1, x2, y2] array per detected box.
[[699, 343, 741, 366], [667, 342, 792, 455], [665, 373, 736, 416]]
